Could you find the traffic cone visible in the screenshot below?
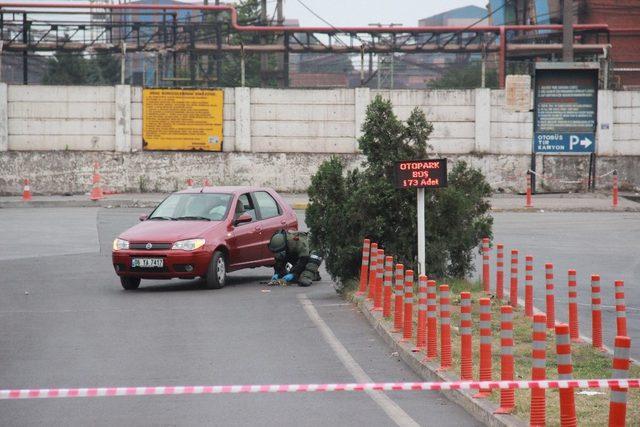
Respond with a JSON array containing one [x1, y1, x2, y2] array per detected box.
[[90, 162, 104, 201], [22, 179, 32, 201]]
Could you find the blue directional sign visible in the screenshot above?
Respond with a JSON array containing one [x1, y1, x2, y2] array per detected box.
[[534, 132, 595, 153]]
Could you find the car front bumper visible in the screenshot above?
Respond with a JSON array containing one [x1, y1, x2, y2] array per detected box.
[[112, 250, 211, 279]]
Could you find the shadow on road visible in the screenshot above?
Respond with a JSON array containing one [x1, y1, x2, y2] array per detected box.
[[131, 273, 273, 293]]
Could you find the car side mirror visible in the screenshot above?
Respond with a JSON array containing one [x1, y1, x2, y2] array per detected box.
[[234, 213, 252, 226], [139, 214, 148, 221]]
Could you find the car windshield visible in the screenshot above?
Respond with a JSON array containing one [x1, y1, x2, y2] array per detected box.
[[149, 193, 233, 221]]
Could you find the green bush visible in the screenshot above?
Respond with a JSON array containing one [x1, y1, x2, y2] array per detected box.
[[306, 95, 492, 287]]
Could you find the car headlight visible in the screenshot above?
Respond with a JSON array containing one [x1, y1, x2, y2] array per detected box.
[[113, 238, 129, 251], [172, 239, 206, 251]]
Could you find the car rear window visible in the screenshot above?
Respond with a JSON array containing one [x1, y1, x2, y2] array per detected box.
[[254, 191, 281, 219], [150, 193, 233, 221]]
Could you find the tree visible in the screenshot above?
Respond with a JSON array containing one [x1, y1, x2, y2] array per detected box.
[[428, 62, 498, 89], [306, 95, 493, 290], [42, 50, 90, 85]]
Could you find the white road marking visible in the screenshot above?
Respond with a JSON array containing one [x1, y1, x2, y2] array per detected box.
[[298, 294, 419, 427]]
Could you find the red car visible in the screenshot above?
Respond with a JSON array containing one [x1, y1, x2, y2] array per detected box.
[[112, 186, 298, 290]]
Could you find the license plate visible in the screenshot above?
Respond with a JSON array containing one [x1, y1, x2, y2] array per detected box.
[[132, 258, 164, 268]]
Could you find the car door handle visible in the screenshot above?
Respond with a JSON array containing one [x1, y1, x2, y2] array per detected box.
[[280, 220, 287, 225], [254, 226, 262, 232]]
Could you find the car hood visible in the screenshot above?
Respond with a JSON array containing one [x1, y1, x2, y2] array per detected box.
[[119, 220, 225, 243]]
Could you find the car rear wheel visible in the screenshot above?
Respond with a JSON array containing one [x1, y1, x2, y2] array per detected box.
[[120, 277, 141, 290], [205, 251, 226, 289]]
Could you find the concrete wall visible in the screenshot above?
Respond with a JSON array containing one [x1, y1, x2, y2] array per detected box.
[[0, 84, 639, 194]]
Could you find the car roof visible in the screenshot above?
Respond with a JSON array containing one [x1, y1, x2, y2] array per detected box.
[[175, 186, 275, 195]]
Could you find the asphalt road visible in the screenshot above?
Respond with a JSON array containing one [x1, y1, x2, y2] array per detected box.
[[0, 207, 478, 426], [476, 212, 640, 360]]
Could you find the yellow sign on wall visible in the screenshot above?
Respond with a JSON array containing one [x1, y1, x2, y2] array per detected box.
[[142, 88, 224, 151]]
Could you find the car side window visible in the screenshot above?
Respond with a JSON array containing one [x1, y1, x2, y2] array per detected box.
[[235, 193, 257, 222], [253, 191, 281, 220]]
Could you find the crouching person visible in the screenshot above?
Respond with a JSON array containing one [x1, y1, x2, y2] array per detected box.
[[267, 229, 322, 287]]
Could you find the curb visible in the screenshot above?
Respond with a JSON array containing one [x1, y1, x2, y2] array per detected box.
[[350, 294, 526, 427], [0, 199, 162, 209]]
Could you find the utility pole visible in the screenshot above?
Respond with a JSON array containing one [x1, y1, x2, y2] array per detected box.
[[562, 0, 574, 62], [277, 0, 285, 87], [260, 0, 267, 87]]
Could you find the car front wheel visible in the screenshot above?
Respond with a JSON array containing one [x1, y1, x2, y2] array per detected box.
[[205, 251, 226, 289], [120, 277, 141, 290]]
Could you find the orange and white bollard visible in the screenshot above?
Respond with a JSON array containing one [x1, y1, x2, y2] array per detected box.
[[414, 275, 428, 352], [425, 279, 438, 361], [438, 284, 451, 371], [474, 297, 492, 398], [366, 243, 378, 301], [545, 263, 555, 329], [530, 313, 547, 427], [382, 256, 393, 318], [203, 178, 211, 187], [401, 270, 414, 342], [392, 264, 404, 332], [612, 170, 619, 208], [482, 238, 491, 294], [459, 292, 473, 381], [567, 269, 580, 342], [555, 323, 577, 427], [615, 280, 627, 336], [526, 171, 533, 208], [509, 249, 519, 308], [186, 178, 194, 189], [525, 255, 534, 318], [495, 305, 515, 414], [372, 249, 384, 311], [609, 335, 631, 427], [591, 274, 604, 350], [22, 178, 32, 201], [496, 244, 505, 300], [90, 162, 104, 201], [356, 239, 371, 296]]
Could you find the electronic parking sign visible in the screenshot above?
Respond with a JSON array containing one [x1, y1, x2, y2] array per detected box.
[[394, 159, 447, 189]]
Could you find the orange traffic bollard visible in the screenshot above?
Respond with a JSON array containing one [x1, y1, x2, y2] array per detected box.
[[425, 279, 438, 361], [482, 238, 491, 293], [414, 275, 428, 352], [609, 336, 631, 427], [22, 178, 32, 201], [496, 244, 504, 300], [355, 239, 370, 296], [203, 178, 211, 187], [530, 313, 547, 427], [510, 249, 519, 308], [372, 248, 384, 311], [186, 178, 194, 189], [612, 170, 619, 208], [438, 284, 451, 371], [525, 255, 534, 318], [555, 323, 577, 427], [615, 280, 627, 337], [567, 269, 581, 342], [392, 264, 404, 332], [591, 274, 604, 350], [401, 270, 414, 342], [474, 298, 492, 398], [545, 263, 555, 329], [366, 243, 378, 301], [382, 256, 393, 317], [495, 306, 515, 414], [459, 292, 473, 381], [526, 171, 533, 208], [90, 162, 104, 201]]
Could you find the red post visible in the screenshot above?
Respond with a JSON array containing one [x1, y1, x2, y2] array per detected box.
[[372, 248, 384, 311], [186, 178, 194, 188], [482, 238, 491, 294], [525, 255, 534, 318], [612, 170, 619, 208], [545, 263, 555, 329], [438, 284, 451, 371], [526, 171, 533, 208], [459, 292, 473, 381], [414, 275, 428, 352], [90, 162, 104, 201], [555, 323, 577, 427], [567, 269, 580, 342], [382, 256, 393, 317], [22, 178, 32, 201], [615, 280, 627, 337], [609, 336, 631, 427], [496, 244, 504, 300], [401, 270, 414, 342], [509, 249, 519, 308], [591, 274, 604, 350], [366, 243, 378, 301], [425, 279, 438, 361], [355, 239, 370, 296], [495, 305, 515, 414], [392, 264, 404, 332], [203, 178, 211, 187], [530, 313, 547, 427], [474, 298, 492, 398]]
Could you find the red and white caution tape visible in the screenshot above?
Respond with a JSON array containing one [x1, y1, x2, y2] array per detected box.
[[2, 379, 639, 400]]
